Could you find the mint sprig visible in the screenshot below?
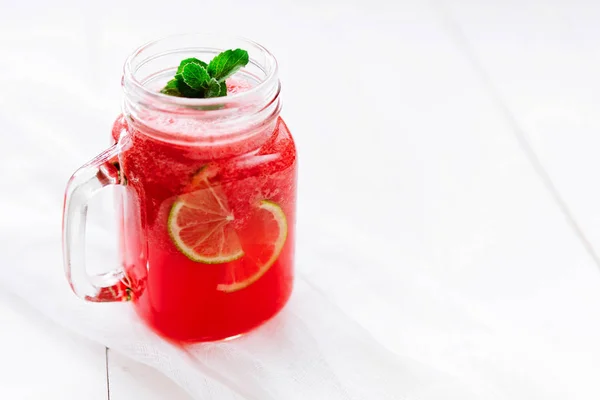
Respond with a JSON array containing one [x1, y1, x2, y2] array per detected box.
[[160, 49, 249, 98]]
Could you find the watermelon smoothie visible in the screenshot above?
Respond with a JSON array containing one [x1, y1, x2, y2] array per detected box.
[[61, 35, 297, 342], [110, 76, 297, 341]]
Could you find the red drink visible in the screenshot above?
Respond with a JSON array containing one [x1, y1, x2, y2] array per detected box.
[[112, 78, 297, 341]]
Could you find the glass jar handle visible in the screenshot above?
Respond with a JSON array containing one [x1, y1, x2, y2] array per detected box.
[[62, 145, 132, 302]]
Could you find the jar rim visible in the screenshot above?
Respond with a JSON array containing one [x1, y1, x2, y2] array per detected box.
[[122, 32, 279, 110]]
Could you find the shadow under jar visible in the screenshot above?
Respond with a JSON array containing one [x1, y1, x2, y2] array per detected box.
[[63, 34, 297, 342]]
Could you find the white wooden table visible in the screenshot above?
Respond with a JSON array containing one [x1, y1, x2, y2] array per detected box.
[[2, 0, 600, 398], [0, 289, 191, 399]]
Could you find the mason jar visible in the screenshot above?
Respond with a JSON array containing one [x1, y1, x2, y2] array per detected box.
[[63, 33, 297, 342]]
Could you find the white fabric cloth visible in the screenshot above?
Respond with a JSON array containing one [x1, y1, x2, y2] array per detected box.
[[4, 0, 600, 398], [0, 152, 484, 398]]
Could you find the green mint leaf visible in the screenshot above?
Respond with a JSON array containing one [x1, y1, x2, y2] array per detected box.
[[182, 63, 211, 90], [205, 78, 221, 98], [219, 80, 227, 97], [207, 49, 249, 82], [174, 74, 204, 98], [160, 78, 182, 96], [176, 58, 208, 74], [205, 78, 224, 98]]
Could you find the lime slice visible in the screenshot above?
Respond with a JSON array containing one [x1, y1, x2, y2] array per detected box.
[[217, 200, 288, 293], [168, 174, 244, 264], [168, 166, 288, 292]]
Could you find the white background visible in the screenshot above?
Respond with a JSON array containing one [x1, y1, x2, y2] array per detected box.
[[1, 0, 600, 398]]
